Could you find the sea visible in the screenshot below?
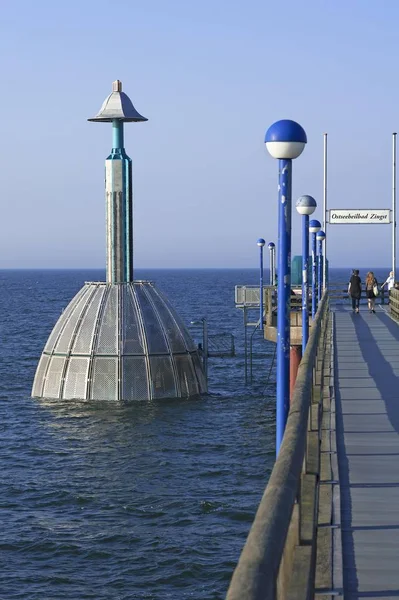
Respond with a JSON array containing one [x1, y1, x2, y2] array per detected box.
[[0, 267, 390, 599]]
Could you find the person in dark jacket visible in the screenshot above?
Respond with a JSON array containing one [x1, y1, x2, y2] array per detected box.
[[348, 269, 362, 313]]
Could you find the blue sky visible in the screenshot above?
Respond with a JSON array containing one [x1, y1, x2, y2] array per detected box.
[[1, 0, 398, 269]]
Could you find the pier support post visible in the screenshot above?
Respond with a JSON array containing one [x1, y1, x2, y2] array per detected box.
[[290, 345, 302, 401]]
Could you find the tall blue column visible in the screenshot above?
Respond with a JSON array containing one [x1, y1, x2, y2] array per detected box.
[[312, 232, 317, 318], [276, 159, 292, 452], [259, 245, 264, 329], [318, 238, 323, 302], [302, 214, 309, 353], [106, 119, 133, 283]]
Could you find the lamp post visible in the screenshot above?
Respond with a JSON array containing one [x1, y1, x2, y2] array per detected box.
[[265, 119, 307, 454], [296, 195, 317, 354], [317, 230, 326, 302], [257, 238, 266, 332], [268, 241, 276, 285], [309, 219, 321, 318]]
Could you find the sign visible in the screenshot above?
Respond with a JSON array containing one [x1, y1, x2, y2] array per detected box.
[[328, 209, 391, 224]]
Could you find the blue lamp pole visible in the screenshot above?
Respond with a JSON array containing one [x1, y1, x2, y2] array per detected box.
[[268, 242, 276, 285], [257, 238, 266, 331], [296, 196, 317, 354], [309, 219, 321, 318], [317, 230, 326, 302], [265, 120, 307, 455]]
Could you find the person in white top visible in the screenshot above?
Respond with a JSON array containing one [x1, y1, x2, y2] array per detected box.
[[381, 271, 395, 291]]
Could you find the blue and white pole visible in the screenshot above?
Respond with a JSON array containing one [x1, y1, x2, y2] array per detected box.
[[309, 219, 321, 318], [317, 230, 326, 302], [265, 120, 307, 454], [296, 196, 317, 354], [268, 242, 276, 285], [257, 238, 266, 331]]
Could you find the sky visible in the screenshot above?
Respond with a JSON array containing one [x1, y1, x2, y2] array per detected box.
[[0, 0, 398, 269]]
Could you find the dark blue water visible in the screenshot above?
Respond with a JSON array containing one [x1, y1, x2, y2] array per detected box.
[[0, 268, 278, 600], [0, 266, 390, 599]]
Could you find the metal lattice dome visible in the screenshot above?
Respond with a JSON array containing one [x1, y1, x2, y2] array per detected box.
[[32, 282, 207, 401]]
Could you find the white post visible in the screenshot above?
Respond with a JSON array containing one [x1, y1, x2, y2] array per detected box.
[[323, 133, 328, 290], [393, 132, 397, 277]]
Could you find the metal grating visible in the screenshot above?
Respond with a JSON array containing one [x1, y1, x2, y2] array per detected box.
[[90, 357, 118, 400], [44, 286, 89, 353], [54, 289, 94, 354], [43, 356, 66, 399], [63, 357, 90, 399], [191, 352, 207, 394], [72, 287, 105, 354], [156, 289, 197, 351], [122, 356, 149, 400], [96, 287, 118, 355], [149, 356, 177, 399], [135, 285, 169, 354], [32, 354, 51, 397], [174, 355, 199, 398], [121, 286, 145, 355], [144, 286, 187, 353]]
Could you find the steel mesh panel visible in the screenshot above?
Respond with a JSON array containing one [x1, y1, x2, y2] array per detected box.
[[44, 286, 89, 353], [122, 357, 149, 400], [121, 286, 145, 355], [135, 286, 168, 354], [155, 289, 197, 351], [191, 352, 207, 394], [144, 286, 186, 353], [174, 355, 199, 398], [32, 354, 51, 397], [43, 356, 66, 399], [55, 289, 93, 354], [90, 358, 118, 400], [63, 357, 90, 399], [96, 287, 118, 355], [149, 356, 177, 399], [72, 287, 105, 354]]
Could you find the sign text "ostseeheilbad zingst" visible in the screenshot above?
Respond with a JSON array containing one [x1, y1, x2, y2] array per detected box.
[[328, 209, 391, 224]]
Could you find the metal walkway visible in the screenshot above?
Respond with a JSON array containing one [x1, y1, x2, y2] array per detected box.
[[334, 305, 399, 599]]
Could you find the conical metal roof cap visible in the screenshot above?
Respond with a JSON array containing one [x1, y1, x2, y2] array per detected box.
[[88, 80, 148, 122]]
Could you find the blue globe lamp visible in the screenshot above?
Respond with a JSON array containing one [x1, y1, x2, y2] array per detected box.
[[296, 196, 317, 354], [316, 230, 326, 302], [264, 119, 307, 455], [309, 219, 321, 318]]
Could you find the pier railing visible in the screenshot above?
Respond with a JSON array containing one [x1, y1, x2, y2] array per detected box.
[[226, 292, 330, 600], [389, 288, 399, 320]]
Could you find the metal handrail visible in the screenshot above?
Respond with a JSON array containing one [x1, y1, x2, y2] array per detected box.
[[225, 292, 329, 600]]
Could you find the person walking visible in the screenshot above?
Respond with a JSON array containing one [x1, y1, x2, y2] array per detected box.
[[365, 271, 378, 313], [381, 270, 395, 299], [348, 269, 362, 313]]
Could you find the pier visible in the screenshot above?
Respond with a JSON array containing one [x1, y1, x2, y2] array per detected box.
[[226, 288, 399, 600]]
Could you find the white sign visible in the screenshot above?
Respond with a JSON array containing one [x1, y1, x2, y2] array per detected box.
[[328, 209, 391, 224]]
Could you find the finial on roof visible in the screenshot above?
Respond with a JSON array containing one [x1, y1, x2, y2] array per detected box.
[[88, 80, 148, 123]]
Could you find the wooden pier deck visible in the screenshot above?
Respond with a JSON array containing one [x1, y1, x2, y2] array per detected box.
[[334, 305, 399, 599]]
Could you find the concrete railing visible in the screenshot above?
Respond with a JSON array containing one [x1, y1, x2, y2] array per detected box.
[[226, 293, 330, 600]]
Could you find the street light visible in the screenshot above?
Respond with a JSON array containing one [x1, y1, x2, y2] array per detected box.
[[316, 230, 326, 302], [296, 195, 317, 354], [265, 119, 307, 455], [257, 238, 266, 333], [309, 219, 321, 318], [190, 318, 208, 383], [268, 241, 276, 285]]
